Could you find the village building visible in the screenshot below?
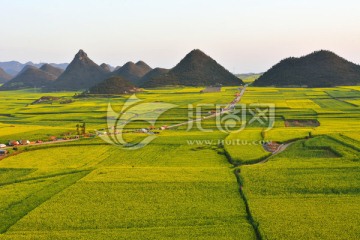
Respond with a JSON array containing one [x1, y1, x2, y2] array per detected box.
[[0, 149, 8, 156]]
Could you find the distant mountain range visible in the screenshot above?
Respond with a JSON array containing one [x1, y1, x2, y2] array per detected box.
[[253, 50, 360, 87], [142, 49, 243, 88], [111, 61, 152, 86], [48, 50, 109, 91], [40, 64, 64, 78], [0, 67, 12, 83], [0, 61, 68, 76], [100, 63, 112, 73], [0, 49, 245, 91], [236, 73, 263, 79], [0, 65, 60, 90], [2, 49, 358, 91]]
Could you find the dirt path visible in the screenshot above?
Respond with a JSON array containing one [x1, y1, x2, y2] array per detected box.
[[258, 141, 296, 164], [0, 138, 82, 161], [168, 85, 247, 129], [2, 138, 80, 150]]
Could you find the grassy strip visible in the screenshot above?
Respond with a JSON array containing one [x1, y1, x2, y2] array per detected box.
[[325, 91, 360, 107], [0, 170, 90, 234], [0, 168, 36, 184], [223, 146, 270, 166], [221, 141, 263, 239], [302, 144, 343, 157], [20, 142, 110, 151], [234, 168, 262, 240], [0, 142, 110, 162], [328, 135, 360, 152], [0, 169, 88, 187]]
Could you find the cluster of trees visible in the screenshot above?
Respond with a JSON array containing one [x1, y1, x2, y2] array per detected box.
[[76, 123, 86, 135]]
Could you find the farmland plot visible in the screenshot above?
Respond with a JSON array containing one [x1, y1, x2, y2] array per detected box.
[[239, 137, 360, 239], [0, 86, 359, 239], [0, 132, 256, 239]]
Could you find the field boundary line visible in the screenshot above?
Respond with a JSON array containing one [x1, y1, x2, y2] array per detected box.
[[0, 169, 89, 187], [234, 168, 263, 240], [324, 91, 359, 107], [221, 141, 263, 239], [327, 135, 360, 152], [0, 170, 91, 234]]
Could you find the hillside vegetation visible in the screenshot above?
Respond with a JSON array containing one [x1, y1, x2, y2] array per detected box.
[[49, 50, 108, 91], [111, 61, 152, 86], [143, 49, 243, 87], [0, 68, 12, 83], [89, 76, 139, 94], [0, 66, 57, 91], [254, 50, 360, 87]]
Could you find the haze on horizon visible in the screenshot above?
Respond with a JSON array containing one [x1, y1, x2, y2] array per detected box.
[[0, 0, 359, 73]]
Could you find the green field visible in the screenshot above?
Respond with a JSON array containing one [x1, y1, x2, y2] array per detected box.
[[0, 86, 359, 239], [239, 136, 359, 239]]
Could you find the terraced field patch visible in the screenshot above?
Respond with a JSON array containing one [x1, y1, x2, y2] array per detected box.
[[238, 137, 360, 239]]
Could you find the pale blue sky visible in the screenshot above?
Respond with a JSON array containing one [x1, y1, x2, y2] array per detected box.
[[0, 0, 359, 72]]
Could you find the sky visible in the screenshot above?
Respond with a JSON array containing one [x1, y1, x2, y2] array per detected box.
[[0, 0, 360, 73]]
